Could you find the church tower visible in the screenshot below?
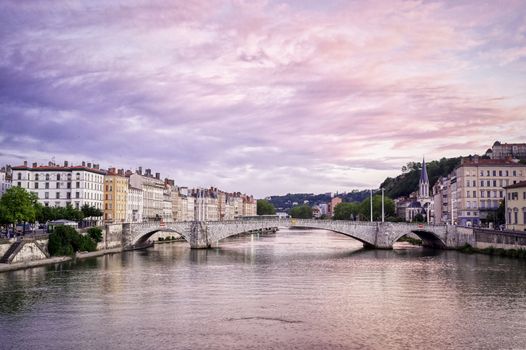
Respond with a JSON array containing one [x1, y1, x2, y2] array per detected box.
[[419, 157, 429, 199]]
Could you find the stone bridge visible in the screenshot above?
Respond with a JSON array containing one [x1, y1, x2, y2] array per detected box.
[[122, 218, 475, 250]]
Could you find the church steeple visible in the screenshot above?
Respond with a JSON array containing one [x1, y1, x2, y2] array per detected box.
[[419, 156, 429, 198]]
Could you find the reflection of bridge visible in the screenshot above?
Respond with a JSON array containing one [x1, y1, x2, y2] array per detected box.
[[121, 218, 475, 250]]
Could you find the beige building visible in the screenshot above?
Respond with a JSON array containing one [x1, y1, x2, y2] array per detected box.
[[433, 157, 526, 227], [486, 141, 526, 160], [104, 168, 129, 223], [129, 168, 164, 222], [242, 195, 257, 216], [504, 181, 526, 231], [126, 185, 143, 223]]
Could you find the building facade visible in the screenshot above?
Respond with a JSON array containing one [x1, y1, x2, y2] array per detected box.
[[504, 181, 526, 231], [0, 169, 11, 197], [486, 141, 526, 160], [433, 157, 526, 227], [126, 185, 143, 223], [129, 169, 164, 221], [11, 161, 104, 210], [104, 169, 129, 223]]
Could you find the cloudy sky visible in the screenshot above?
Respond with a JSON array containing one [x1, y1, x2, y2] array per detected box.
[[1, 0, 525, 197]]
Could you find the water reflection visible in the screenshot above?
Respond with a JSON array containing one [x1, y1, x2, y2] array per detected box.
[[0, 228, 526, 350]]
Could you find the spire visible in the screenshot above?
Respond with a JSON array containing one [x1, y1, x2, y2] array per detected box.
[[420, 156, 429, 184]]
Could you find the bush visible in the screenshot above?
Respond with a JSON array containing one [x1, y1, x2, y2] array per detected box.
[[158, 237, 164, 241], [48, 225, 97, 256], [87, 227, 103, 243]]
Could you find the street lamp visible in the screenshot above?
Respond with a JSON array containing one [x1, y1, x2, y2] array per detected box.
[[370, 189, 373, 222]]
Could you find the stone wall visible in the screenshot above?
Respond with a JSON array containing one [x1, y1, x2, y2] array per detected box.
[[11, 242, 48, 263], [474, 229, 526, 250], [103, 224, 124, 249], [0, 243, 11, 258]]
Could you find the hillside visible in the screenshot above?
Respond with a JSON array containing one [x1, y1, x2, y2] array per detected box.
[[380, 157, 462, 199], [267, 190, 370, 212]]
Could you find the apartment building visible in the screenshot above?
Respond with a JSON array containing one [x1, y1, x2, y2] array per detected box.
[[434, 157, 526, 226], [486, 141, 526, 160], [126, 185, 144, 223], [104, 168, 128, 223], [504, 181, 526, 231], [11, 161, 104, 210], [129, 168, 164, 221], [0, 169, 11, 197]]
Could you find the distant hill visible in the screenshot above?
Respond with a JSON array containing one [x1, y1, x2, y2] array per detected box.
[[267, 190, 370, 212], [380, 157, 462, 199]]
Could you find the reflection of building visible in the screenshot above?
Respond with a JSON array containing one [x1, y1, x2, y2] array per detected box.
[[504, 181, 526, 231], [104, 168, 128, 223], [486, 141, 526, 160], [12, 161, 104, 210]]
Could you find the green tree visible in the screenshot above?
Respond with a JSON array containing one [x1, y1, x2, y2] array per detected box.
[[48, 225, 97, 256], [358, 195, 395, 221], [289, 205, 313, 219], [257, 199, 276, 215], [0, 187, 38, 231], [333, 202, 360, 220], [87, 227, 103, 243], [81, 204, 103, 218]]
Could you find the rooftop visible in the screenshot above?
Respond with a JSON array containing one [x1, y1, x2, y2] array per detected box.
[[504, 181, 526, 190]]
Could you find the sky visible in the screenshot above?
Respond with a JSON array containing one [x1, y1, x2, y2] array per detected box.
[[1, 0, 526, 197]]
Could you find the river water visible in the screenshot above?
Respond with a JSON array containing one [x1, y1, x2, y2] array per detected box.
[[1, 228, 526, 349]]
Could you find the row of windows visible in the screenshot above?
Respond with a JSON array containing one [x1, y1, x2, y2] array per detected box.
[[465, 169, 524, 177], [16, 172, 103, 182], [508, 211, 526, 225], [508, 192, 526, 201], [42, 201, 102, 209], [465, 200, 500, 209], [18, 181, 102, 191], [465, 179, 522, 188], [465, 190, 504, 198], [36, 191, 103, 200]]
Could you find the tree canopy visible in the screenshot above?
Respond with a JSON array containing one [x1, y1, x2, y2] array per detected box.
[[333, 195, 396, 221], [257, 199, 276, 215], [0, 187, 38, 226], [289, 204, 313, 219]]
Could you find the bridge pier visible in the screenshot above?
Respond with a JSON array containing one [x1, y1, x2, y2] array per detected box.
[[189, 221, 210, 249]]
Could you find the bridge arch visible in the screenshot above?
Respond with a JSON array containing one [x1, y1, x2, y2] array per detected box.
[[134, 228, 187, 245], [394, 230, 446, 248], [280, 224, 376, 248]]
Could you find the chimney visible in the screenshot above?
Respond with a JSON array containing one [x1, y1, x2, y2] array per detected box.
[[145, 168, 152, 176], [32, 162, 37, 168], [94, 163, 99, 169], [109, 167, 116, 174], [23, 161, 28, 167], [155, 172, 160, 180], [473, 155, 479, 163], [87, 162, 92, 168], [82, 161, 86, 167], [64, 160, 69, 167], [118, 169, 124, 176], [138, 166, 142, 175]]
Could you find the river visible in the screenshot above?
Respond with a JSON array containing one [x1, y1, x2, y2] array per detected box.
[[1, 228, 526, 349]]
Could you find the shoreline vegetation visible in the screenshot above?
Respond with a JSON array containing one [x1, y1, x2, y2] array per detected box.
[[457, 244, 526, 259]]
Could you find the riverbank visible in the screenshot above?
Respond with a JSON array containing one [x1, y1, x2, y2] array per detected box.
[[458, 244, 526, 259], [0, 247, 125, 273]]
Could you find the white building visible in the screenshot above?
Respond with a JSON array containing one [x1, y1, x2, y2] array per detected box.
[[0, 170, 11, 197], [129, 169, 164, 222], [11, 161, 104, 210], [126, 185, 143, 223]]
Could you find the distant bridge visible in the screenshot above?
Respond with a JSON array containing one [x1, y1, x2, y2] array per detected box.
[[121, 218, 475, 250]]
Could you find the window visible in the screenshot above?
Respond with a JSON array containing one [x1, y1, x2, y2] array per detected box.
[[76, 192, 80, 199], [486, 180, 491, 187], [56, 182, 60, 189], [493, 180, 497, 187], [512, 192, 519, 200], [473, 191, 477, 198], [466, 180, 470, 187], [487, 191, 491, 198], [480, 170, 484, 176], [76, 182, 80, 188], [513, 170, 517, 176], [493, 170, 496, 176], [480, 180, 484, 187], [472, 180, 476, 187], [67, 192, 71, 199], [45, 182, 49, 189], [514, 211, 518, 224], [35, 174, 39, 181], [499, 170, 502, 176], [76, 173, 80, 180], [466, 191, 471, 198], [505, 170, 509, 176], [67, 182, 71, 189], [35, 182, 39, 189], [17, 173, 21, 180], [75, 202, 79, 209], [486, 170, 490, 176], [56, 192, 60, 199], [45, 192, 49, 199], [46, 174, 50, 181], [44, 202, 49, 207], [17, 182, 21, 187], [57, 174, 61, 181]]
